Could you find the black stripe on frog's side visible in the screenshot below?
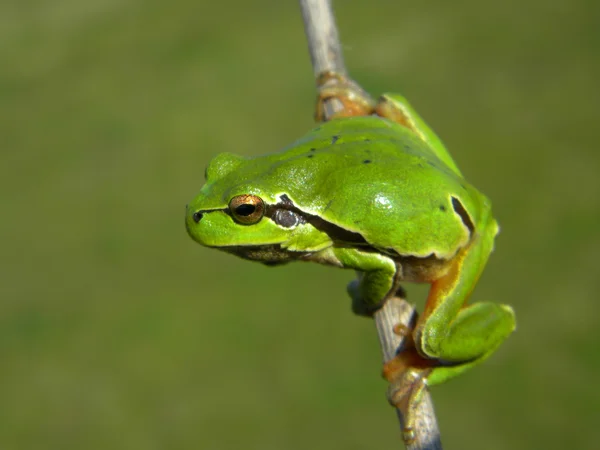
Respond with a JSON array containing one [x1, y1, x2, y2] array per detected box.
[[265, 194, 369, 245], [451, 196, 475, 234], [265, 195, 453, 281]]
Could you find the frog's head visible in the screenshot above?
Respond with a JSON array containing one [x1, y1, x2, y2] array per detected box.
[[185, 152, 331, 263]]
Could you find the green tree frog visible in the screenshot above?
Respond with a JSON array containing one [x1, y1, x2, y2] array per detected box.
[[186, 87, 515, 433]]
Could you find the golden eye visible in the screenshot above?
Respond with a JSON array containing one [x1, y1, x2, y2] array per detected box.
[[229, 195, 265, 225]]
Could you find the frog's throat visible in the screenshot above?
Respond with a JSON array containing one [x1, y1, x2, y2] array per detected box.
[[221, 244, 307, 265]]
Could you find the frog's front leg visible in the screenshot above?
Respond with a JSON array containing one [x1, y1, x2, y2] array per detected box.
[[336, 244, 434, 442], [329, 247, 401, 316]]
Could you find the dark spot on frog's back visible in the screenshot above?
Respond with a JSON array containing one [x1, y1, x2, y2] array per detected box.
[[363, 138, 371, 142], [331, 135, 340, 145], [310, 147, 316, 152], [451, 196, 475, 233], [363, 159, 372, 164], [439, 205, 446, 212], [322, 199, 334, 213], [307, 154, 314, 158]]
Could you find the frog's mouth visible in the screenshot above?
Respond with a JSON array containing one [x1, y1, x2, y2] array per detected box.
[[220, 244, 309, 266]]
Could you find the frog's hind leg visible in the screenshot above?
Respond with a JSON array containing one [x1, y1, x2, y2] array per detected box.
[[386, 222, 514, 438], [413, 218, 516, 371]]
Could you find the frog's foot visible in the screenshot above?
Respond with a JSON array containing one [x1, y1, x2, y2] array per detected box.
[[315, 71, 376, 122], [416, 301, 516, 364], [383, 352, 433, 444]]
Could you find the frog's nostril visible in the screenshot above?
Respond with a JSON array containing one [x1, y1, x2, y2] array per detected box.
[[192, 211, 203, 223]]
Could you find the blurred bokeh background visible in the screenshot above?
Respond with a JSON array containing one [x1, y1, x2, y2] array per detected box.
[[2, 0, 599, 448]]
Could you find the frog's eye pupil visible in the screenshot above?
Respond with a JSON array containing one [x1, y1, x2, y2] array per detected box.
[[229, 195, 265, 225], [235, 204, 256, 216]]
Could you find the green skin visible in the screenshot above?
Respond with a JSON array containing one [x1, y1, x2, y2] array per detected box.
[[186, 94, 515, 428]]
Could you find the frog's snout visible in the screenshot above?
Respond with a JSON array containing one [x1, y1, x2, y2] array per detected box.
[[185, 206, 203, 242], [185, 204, 203, 224]]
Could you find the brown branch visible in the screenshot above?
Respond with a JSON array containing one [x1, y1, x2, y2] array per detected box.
[[374, 299, 443, 450], [298, 1, 442, 448]]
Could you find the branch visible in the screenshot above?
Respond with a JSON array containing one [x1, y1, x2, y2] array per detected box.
[[374, 299, 443, 450], [298, 1, 442, 448], [299, 0, 347, 78], [298, 0, 346, 118]]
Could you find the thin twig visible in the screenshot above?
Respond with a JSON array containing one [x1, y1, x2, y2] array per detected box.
[[375, 299, 443, 450], [299, 0, 347, 78], [298, 0, 345, 118], [298, 1, 442, 448]]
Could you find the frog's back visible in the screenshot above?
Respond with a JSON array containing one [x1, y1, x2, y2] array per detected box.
[[269, 116, 489, 259], [283, 116, 446, 167]]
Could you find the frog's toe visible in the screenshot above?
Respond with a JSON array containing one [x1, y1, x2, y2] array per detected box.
[[385, 365, 430, 442]]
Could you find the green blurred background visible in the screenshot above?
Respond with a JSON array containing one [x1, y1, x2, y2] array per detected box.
[[2, 0, 599, 448]]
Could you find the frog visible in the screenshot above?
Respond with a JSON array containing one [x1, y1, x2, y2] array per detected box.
[[185, 76, 515, 437]]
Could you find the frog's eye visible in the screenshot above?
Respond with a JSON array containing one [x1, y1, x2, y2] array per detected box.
[[229, 195, 265, 225]]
